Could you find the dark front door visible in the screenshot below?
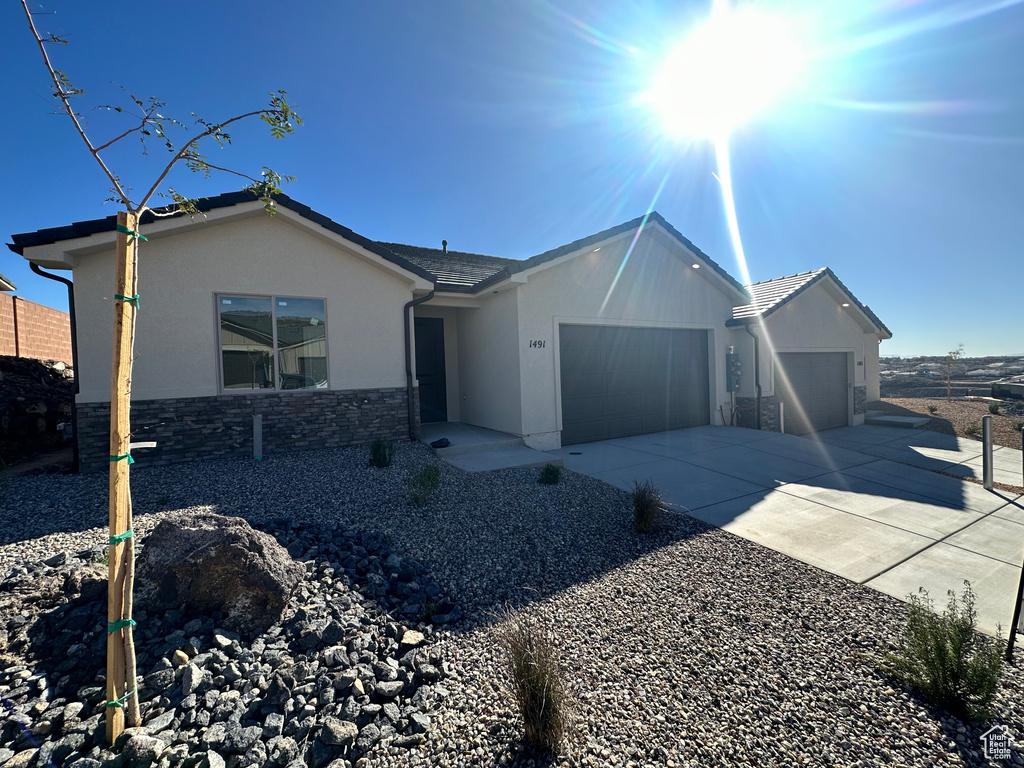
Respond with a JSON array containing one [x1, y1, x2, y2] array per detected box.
[[415, 317, 448, 423]]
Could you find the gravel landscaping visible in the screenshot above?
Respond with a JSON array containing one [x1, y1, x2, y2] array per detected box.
[[2, 441, 1023, 767], [875, 398, 1024, 451]]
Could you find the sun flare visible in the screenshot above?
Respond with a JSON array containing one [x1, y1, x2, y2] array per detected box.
[[645, 8, 805, 139]]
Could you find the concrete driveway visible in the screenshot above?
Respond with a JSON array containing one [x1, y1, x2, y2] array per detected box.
[[550, 425, 1024, 636]]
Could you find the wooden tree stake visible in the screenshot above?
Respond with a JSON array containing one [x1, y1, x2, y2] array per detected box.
[[106, 211, 141, 743]]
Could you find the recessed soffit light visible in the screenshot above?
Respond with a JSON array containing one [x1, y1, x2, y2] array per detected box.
[[692, 263, 700, 269], [842, 302, 850, 307]]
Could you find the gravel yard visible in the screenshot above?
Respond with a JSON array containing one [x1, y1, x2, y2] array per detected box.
[[2, 442, 1023, 767], [875, 398, 1024, 451]]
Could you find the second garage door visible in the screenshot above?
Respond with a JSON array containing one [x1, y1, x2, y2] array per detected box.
[[775, 352, 849, 435], [559, 325, 710, 445]]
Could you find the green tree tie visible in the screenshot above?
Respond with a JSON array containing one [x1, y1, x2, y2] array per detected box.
[[115, 224, 147, 241]]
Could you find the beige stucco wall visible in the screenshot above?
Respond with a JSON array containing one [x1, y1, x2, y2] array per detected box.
[[731, 279, 883, 426], [455, 289, 522, 435], [512, 225, 739, 449], [864, 336, 881, 401], [73, 213, 415, 402], [413, 305, 461, 422]]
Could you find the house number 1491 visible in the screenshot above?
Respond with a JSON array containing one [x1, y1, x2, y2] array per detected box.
[[529, 340, 547, 348]]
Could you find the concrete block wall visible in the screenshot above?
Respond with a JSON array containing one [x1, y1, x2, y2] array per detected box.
[[0, 295, 14, 356], [0, 295, 73, 363], [76, 386, 416, 471]]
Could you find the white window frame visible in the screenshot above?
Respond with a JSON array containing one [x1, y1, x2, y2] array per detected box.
[[215, 292, 330, 394]]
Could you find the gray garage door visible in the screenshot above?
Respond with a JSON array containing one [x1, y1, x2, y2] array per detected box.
[[775, 352, 849, 435], [559, 325, 710, 446]]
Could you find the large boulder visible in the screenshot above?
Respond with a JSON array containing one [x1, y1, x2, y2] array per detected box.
[[137, 514, 304, 634]]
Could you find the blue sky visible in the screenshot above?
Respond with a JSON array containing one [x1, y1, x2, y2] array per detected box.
[[3, 0, 1022, 356]]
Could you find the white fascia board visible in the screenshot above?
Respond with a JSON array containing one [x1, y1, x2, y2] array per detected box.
[[21, 201, 434, 290], [470, 273, 527, 295], [507, 221, 748, 305], [19, 202, 269, 269], [20, 245, 76, 270], [425, 292, 484, 308]]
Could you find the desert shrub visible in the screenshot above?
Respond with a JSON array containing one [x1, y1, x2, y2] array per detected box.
[[632, 479, 661, 533], [1011, 419, 1024, 433], [926, 404, 938, 414], [369, 438, 395, 468], [883, 581, 1003, 721], [496, 609, 569, 755], [538, 463, 561, 485], [988, 402, 1000, 415], [408, 465, 441, 506], [963, 422, 981, 437]]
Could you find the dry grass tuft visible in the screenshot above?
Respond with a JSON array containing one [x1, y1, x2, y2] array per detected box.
[[632, 479, 661, 533], [495, 608, 569, 755]]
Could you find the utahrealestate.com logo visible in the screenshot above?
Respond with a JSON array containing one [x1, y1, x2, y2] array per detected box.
[[981, 725, 1015, 761]]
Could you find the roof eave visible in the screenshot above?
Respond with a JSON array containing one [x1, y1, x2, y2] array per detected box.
[[10, 192, 439, 288]]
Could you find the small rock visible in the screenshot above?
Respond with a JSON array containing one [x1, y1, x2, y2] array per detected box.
[[263, 713, 285, 739], [355, 723, 381, 751], [398, 630, 425, 652], [408, 713, 431, 734], [171, 650, 190, 667], [123, 733, 165, 767], [3, 749, 38, 768], [320, 717, 358, 747], [143, 710, 175, 734], [375, 680, 403, 699]]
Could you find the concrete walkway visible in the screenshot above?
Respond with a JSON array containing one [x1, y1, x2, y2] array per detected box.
[[550, 425, 1024, 636]]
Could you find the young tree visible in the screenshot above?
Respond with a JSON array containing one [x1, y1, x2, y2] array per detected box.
[[20, 1, 303, 745], [946, 344, 964, 402]]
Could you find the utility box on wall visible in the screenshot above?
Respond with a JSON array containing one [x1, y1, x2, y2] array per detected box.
[[726, 352, 742, 392]]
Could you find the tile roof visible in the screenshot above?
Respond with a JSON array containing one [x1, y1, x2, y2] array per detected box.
[[728, 267, 891, 338], [496, 211, 749, 299], [731, 269, 825, 320], [6, 191, 437, 284], [7, 192, 749, 299], [376, 243, 517, 291]]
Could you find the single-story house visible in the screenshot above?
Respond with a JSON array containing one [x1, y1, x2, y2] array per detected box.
[[8, 192, 891, 470]]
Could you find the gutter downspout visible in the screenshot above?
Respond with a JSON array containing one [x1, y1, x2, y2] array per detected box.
[[403, 290, 435, 440], [743, 323, 762, 431], [29, 262, 80, 472]]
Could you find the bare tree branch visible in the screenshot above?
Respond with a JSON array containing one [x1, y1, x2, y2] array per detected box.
[[94, 108, 157, 153], [136, 110, 274, 209], [20, 0, 131, 208]]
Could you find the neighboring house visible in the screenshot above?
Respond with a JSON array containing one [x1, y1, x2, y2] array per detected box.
[[8, 192, 890, 470], [728, 269, 891, 434]]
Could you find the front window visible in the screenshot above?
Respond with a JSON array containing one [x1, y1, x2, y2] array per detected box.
[[218, 295, 327, 391]]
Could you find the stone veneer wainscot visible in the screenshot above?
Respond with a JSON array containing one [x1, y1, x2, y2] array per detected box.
[[76, 387, 416, 471], [735, 395, 779, 432], [854, 385, 867, 415]]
